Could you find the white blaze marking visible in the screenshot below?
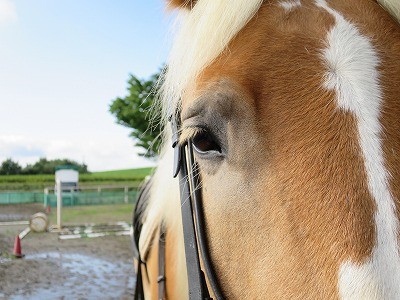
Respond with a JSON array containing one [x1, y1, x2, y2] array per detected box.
[[279, 0, 301, 12], [316, 0, 400, 298]]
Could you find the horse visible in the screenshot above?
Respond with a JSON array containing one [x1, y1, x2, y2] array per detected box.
[[133, 0, 400, 298]]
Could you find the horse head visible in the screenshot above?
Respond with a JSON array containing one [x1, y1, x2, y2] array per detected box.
[[135, 0, 400, 298]]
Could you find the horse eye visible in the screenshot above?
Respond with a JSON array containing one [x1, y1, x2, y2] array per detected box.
[[191, 131, 221, 154]]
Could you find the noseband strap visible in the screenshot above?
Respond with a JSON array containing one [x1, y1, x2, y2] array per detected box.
[[171, 114, 224, 300]]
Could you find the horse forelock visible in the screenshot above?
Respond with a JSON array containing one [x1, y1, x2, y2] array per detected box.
[[160, 0, 263, 122]]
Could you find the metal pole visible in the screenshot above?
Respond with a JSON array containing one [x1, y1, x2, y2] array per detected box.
[[56, 180, 62, 230]]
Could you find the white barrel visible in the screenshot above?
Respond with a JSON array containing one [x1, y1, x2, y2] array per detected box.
[[29, 212, 49, 232]]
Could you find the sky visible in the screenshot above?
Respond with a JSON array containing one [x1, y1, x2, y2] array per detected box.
[[0, 0, 172, 171]]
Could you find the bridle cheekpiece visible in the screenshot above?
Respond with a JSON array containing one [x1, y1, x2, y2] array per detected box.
[[170, 112, 224, 300]]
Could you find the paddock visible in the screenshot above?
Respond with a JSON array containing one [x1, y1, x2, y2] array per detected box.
[[0, 203, 135, 299]]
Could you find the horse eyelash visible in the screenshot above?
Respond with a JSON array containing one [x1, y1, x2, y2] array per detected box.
[[179, 127, 206, 145]]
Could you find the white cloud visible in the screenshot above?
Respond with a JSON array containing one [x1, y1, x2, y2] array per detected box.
[[0, 134, 155, 171], [0, 135, 44, 166], [0, 0, 17, 24]]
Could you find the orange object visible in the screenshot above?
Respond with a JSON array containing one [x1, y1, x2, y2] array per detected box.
[[45, 206, 51, 214], [13, 235, 24, 258]]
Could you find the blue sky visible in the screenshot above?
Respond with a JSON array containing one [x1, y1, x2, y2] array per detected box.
[[0, 0, 171, 171]]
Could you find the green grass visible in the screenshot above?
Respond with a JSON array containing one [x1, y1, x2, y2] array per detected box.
[[48, 203, 134, 224], [0, 167, 154, 191], [93, 167, 154, 177]]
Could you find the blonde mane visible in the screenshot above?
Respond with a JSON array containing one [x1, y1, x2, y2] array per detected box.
[[160, 0, 264, 121]]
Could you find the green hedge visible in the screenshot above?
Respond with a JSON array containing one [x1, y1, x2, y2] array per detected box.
[[0, 167, 153, 191]]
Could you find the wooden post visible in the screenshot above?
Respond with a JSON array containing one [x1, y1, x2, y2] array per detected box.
[[97, 186, 101, 204], [124, 186, 129, 204], [70, 189, 74, 206], [44, 188, 49, 207], [56, 180, 62, 230]]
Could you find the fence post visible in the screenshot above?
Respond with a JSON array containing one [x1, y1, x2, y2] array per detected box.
[[124, 186, 129, 203], [44, 188, 49, 207], [97, 187, 101, 204], [56, 180, 62, 230], [70, 189, 74, 206]]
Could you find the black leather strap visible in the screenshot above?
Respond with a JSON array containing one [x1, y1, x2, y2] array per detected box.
[[171, 113, 222, 300], [134, 259, 145, 300], [177, 144, 209, 299], [158, 229, 166, 300], [187, 143, 224, 299]]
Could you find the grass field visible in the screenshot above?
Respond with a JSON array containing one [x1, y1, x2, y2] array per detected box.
[[47, 203, 134, 224], [0, 167, 154, 191], [93, 168, 154, 177], [0, 203, 134, 225]]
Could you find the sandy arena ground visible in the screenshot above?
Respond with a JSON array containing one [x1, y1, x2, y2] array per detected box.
[[0, 204, 136, 299]]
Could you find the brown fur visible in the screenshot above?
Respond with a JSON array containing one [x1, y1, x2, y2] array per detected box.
[[181, 0, 399, 298], [334, 0, 400, 244], [143, 0, 400, 298], [140, 229, 159, 299]]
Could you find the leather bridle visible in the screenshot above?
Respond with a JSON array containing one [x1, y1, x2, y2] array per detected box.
[[133, 113, 224, 300], [170, 113, 224, 300]]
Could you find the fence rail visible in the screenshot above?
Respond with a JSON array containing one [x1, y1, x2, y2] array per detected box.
[[0, 185, 138, 206], [0, 192, 45, 204]]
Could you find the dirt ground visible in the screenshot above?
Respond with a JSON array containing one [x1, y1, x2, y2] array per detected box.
[[0, 204, 136, 299], [0, 204, 46, 222]]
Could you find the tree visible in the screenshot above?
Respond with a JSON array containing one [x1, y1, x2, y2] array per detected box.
[[109, 71, 163, 158], [0, 158, 22, 175], [22, 158, 88, 175]]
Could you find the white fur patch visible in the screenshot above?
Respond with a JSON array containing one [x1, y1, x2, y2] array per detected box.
[[279, 0, 301, 12], [317, 0, 400, 298], [161, 0, 263, 120]]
